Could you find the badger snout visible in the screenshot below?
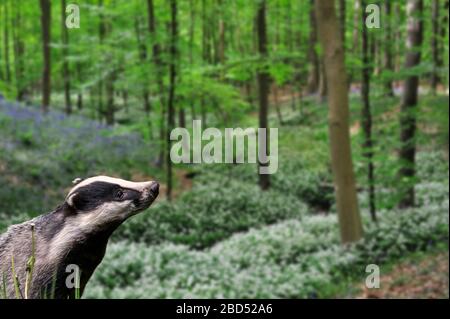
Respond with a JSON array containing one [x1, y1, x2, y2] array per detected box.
[[149, 181, 160, 198], [135, 181, 159, 211]]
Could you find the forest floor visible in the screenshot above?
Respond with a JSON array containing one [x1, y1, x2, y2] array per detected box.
[[342, 251, 449, 299]]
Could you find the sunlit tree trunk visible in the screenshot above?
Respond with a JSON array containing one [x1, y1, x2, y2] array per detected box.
[[315, 0, 363, 243], [398, 0, 424, 208]]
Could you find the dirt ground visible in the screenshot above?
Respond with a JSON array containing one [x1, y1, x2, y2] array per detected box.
[[354, 252, 449, 299]]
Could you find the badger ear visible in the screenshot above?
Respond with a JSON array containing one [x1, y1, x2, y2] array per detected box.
[[66, 193, 80, 210], [72, 178, 84, 185]]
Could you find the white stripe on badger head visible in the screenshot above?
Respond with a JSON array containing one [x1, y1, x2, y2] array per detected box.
[[67, 176, 154, 198]]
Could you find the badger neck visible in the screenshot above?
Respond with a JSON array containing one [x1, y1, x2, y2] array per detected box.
[[43, 203, 122, 298]]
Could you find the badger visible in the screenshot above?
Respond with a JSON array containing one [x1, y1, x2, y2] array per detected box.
[[0, 176, 159, 299]]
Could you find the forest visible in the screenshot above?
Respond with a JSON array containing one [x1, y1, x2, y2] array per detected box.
[[0, 0, 448, 299]]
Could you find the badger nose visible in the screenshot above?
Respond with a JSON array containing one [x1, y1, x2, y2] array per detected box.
[[150, 182, 159, 197]]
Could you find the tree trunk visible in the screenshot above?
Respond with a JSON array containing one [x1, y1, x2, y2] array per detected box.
[[384, 1, 394, 96], [39, 0, 51, 112], [256, 0, 270, 191], [361, 0, 376, 222], [166, 0, 178, 200], [0, 4, 3, 81], [12, 1, 25, 100], [3, 0, 11, 84], [147, 0, 166, 166], [306, 0, 319, 94], [76, 62, 83, 110], [398, 0, 424, 208], [61, 0, 72, 114], [217, 0, 225, 64], [430, 0, 440, 93], [134, 17, 152, 117], [98, 0, 105, 121], [315, 0, 364, 243], [105, 69, 116, 125]]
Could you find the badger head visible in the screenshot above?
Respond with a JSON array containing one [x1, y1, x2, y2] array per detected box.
[[64, 176, 159, 231]]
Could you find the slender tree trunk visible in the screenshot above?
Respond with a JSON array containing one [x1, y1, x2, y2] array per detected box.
[[306, 0, 319, 94], [61, 0, 72, 114], [217, 0, 225, 64], [256, 0, 270, 190], [430, 0, 440, 93], [134, 17, 151, 115], [12, 1, 25, 100], [166, 0, 178, 200], [441, 1, 449, 92], [147, 0, 166, 166], [0, 4, 4, 82], [76, 62, 83, 110], [384, 1, 394, 96], [3, 0, 11, 84], [315, 0, 364, 243], [361, 0, 376, 222], [39, 0, 51, 112], [98, 0, 105, 121], [105, 69, 116, 125], [398, 0, 424, 208]]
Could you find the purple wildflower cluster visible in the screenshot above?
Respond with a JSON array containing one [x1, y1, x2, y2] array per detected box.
[[0, 100, 158, 188]]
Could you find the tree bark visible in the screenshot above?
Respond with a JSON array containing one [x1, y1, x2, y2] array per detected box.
[[339, 0, 346, 51], [61, 0, 72, 114], [384, 1, 394, 96], [166, 0, 178, 200], [361, 0, 376, 222], [430, 0, 440, 93], [12, 1, 25, 100], [3, 0, 11, 84], [76, 62, 83, 110], [315, 0, 364, 243], [256, 0, 270, 190], [39, 0, 51, 112], [398, 0, 424, 208], [147, 0, 166, 166], [98, 0, 105, 121]]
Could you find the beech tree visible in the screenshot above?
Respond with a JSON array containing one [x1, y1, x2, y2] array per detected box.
[[315, 0, 363, 243], [398, 0, 424, 208], [256, 0, 270, 191]]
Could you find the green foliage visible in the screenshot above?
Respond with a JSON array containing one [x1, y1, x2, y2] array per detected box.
[[116, 180, 307, 249], [86, 180, 449, 299]]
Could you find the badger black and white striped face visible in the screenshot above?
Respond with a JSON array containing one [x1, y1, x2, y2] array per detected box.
[[65, 176, 159, 228]]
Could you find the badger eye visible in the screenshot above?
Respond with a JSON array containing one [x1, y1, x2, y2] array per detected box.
[[115, 190, 125, 200]]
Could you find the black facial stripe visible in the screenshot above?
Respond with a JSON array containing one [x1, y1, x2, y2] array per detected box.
[[121, 188, 141, 201], [70, 181, 142, 211]]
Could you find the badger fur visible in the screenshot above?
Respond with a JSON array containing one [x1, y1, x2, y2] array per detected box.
[[0, 176, 159, 299]]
